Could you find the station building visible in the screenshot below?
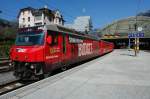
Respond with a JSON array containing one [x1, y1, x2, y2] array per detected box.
[[98, 15, 150, 50]]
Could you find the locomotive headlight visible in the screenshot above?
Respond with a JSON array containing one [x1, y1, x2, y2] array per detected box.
[[9, 63, 12, 66], [30, 65, 35, 69]]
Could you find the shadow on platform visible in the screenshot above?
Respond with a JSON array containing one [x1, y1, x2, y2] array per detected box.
[[120, 53, 135, 57]]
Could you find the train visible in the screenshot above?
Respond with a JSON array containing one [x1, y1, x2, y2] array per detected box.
[[10, 25, 114, 80]]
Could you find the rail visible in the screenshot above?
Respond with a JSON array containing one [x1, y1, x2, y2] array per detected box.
[[0, 58, 13, 73], [0, 80, 24, 95]]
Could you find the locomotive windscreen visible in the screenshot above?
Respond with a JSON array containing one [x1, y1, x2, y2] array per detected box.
[[15, 32, 44, 46]]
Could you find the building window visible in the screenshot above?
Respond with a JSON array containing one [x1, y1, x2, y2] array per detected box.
[[23, 18, 25, 22], [59, 19, 61, 24], [28, 24, 30, 27], [49, 18, 52, 22], [56, 12, 59, 17], [28, 17, 30, 22], [35, 15, 42, 21], [35, 22, 42, 26], [56, 19, 58, 24], [57, 19, 59, 24], [28, 11, 30, 14], [23, 11, 25, 15]]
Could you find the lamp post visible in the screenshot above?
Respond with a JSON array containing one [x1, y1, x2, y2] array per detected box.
[[137, 26, 143, 53], [134, 23, 137, 56], [134, 0, 141, 56]]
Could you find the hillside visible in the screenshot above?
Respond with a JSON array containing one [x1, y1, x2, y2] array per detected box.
[[0, 18, 18, 40]]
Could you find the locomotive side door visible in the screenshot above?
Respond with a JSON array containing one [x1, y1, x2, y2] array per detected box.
[[45, 31, 61, 72], [61, 34, 71, 66]]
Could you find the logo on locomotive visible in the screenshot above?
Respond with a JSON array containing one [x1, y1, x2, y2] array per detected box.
[[16, 48, 27, 52], [78, 43, 93, 56], [49, 47, 60, 54]]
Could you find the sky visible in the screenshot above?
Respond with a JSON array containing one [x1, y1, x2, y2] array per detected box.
[[0, 0, 150, 29]]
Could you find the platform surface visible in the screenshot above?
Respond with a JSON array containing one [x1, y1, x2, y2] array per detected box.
[[1, 49, 150, 99]]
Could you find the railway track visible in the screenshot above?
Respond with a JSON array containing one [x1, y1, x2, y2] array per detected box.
[[0, 58, 13, 73], [0, 58, 9, 63], [0, 80, 24, 95], [0, 80, 35, 96]]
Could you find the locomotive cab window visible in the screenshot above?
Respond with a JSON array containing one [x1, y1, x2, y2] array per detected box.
[[16, 31, 44, 46]]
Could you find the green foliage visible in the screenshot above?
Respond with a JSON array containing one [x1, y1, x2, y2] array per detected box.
[[1, 28, 17, 40], [0, 40, 14, 58], [0, 19, 17, 58]]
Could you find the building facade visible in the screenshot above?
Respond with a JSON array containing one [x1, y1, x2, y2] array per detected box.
[[65, 16, 92, 32], [99, 16, 150, 38], [18, 7, 64, 28]]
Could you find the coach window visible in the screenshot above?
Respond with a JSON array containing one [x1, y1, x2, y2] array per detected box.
[[48, 33, 58, 46], [28, 17, 30, 22]]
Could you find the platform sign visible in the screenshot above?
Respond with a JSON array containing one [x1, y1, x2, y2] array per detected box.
[[128, 33, 144, 38]]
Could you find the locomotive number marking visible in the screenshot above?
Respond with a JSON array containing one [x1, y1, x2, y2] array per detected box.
[[78, 43, 93, 56]]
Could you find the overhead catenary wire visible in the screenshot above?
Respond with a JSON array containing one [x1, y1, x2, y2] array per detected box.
[[0, 8, 18, 19], [0, 12, 17, 19]]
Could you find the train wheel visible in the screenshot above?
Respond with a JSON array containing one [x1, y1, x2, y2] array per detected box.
[[61, 64, 69, 71], [61, 66, 67, 71]]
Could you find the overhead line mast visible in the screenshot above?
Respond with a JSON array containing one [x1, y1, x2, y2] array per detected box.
[[134, 0, 142, 56]]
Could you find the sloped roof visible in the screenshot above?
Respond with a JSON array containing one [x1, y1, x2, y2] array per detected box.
[[99, 16, 150, 38], [17, 7, 35, 18]]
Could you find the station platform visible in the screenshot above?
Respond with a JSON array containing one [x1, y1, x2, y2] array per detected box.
[[1, 49, 150, 99]]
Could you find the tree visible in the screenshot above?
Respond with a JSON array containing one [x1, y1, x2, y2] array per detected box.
[[3, 27, 17, 39]]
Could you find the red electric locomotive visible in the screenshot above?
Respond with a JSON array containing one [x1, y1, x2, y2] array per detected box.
[[10, 24, 113, 80]]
